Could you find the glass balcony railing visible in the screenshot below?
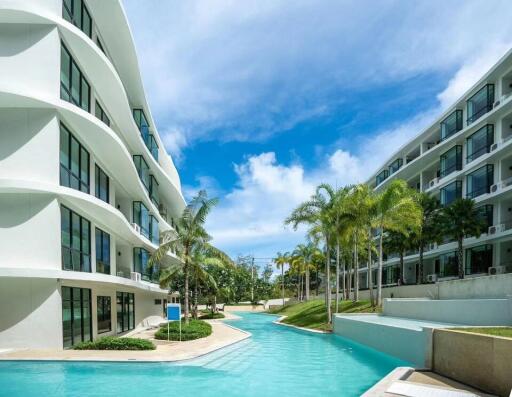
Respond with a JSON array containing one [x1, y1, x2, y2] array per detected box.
[[144, 133, 159, 162], [439, 145, 462, 178], [467, 84, 494, 125], [149, 175, 160, 207], [466, 125, 494, 163], [133, 155, 150, 191], [132, 201, 150, 239], [375, 170, 389, 186], [440, 180, 462, 207], [388, 158, 403, 175], [466, 165, 494, 199], [440, 109, 463, 141]]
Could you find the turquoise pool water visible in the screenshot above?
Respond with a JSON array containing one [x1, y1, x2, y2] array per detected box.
[[0, 312, 408, 396]]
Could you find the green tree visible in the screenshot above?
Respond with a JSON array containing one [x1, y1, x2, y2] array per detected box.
[[273, 251, 290, 306], [440, 198, 486, 279]]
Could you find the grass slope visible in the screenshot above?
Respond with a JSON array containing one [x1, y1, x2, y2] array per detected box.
[[268, 299, 380, 332], [455, 327, 512, 338]]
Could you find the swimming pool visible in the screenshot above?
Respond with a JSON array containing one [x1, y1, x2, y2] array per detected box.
[[0, 312, 408, 396]]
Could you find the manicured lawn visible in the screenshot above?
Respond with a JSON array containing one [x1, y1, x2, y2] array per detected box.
[[268, 299, 380, 332], [454, 327, 512, 338]]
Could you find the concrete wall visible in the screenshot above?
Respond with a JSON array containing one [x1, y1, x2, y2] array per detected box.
[[224, 305, 264, 312], [383, 298, 512, 325], [356, 283, 438, 300], [433, 329, 512, 397], [333, 315, 431, 367]]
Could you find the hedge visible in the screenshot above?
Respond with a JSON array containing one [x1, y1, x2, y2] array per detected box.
[[199, 312, 225, 320], [154, 319, 212, 341], [74, 336, 155, 350]]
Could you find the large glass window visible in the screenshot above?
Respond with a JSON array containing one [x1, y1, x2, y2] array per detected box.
[[438, 251, 458, 278], [95, 228, 110, 275], [95, 164, 109, 203], [440, 180, 462, 207], [149, 175, 159, 207], [382, 265, 400, 285], [133, 201, 150, 238], [62, 286, 92, 348], [465, 244, 492, 275], [439, 145, 462, 178], [467, 84, 494, 125], [97, 296, 111, 334], [388, 158, 403, 175], [63, 0, 92, 38], [145, 134, 159, 162], [61, 206, 91, 272], [476, 204, 493, 230], [61, 44, 90, 112], [95, 101, 110, 127], [440, 110, 463, 141], [466, 125, 494, 163], [466, 165, 494, 199], [150, 215, 159, 245], [133, 109, 150, 138], [116, 292, 135, 333], [375, 170, 389, 186], [134, 248, 159, 283], [60, 124, 90, 193], [133, 155, 150, 190]]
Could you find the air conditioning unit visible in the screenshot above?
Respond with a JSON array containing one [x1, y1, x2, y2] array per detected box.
[[490, 184, 499, 193], [488, 224, 505, 235], [426, 274, 438, 283], [429, 178, 439, 188], [488, 266, 506, 275], [490, 142, 499, 152], [131, 223, 141, 233], [131, 272, 141, 282]]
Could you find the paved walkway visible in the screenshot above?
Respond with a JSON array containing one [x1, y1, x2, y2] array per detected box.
[[0, 314, 250, 362]]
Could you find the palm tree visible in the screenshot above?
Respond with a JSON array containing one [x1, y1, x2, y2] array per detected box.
[[383, 230, 410, 284], [286, 184, 337, 324], [374, 180, 422, 305], [149, 190, 231, 324], [273, 251, 290, 306], [440, 198, 486, 279], [414, 193, 443, 284]]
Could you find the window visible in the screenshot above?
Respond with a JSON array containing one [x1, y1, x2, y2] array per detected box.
[[466, 125, 494, 163], [388, 158, 403, 175], [150, 215, 159, 245], [145, 134, 159, 161], [95, 101, 110, 127], [95, 228, 110, 275], [465, 244, 492, 275], [61, 44, 90, 112], [63, 0, 92, 38], [133, 155, 150, 190], [466, 165, 494, 199], [95, 164, 109, 203], [440, 110, 463, 141], [376, 170, 389, 186], [476, 204, 493, 230], [382, 265, 400, 285], [60, 124, 90, 193], [116, 292, 135, 333], [467, 84, 494, 125], [96, 37, 105, 54], [149, 175, 159, 206], [97, 296, 111, 334], [439, 146, 462, 178], [61, 206, 91, 272], [133, 108, 149, 138], [440, 181, 462, 207], [134, 248, 159, 283], [62, 286, 92, 348], [438, 251, 458, 278], [133, 201, 150, 238]]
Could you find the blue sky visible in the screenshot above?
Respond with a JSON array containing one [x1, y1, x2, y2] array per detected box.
[[123, 0, 512, 263]]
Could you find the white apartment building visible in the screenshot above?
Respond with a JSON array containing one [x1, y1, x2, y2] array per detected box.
[[0, 0, 185, 349], [359, 49, 512, 290]]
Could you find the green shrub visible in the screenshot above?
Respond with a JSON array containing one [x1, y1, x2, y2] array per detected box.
[[154, 319, 212, 341], [199, 312, 225, 320], [74, 336, 155, 350]]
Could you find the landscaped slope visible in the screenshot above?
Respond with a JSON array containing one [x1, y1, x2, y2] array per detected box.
[[268, 299, 379, 332]]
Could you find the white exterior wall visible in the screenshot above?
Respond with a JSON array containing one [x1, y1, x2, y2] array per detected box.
[[0, 0, 185, 349]]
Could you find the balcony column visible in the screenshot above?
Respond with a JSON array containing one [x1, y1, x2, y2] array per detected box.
[[111, 235, 117, 277], [91, 223, 97, 274], [494, 243, 500, 268]]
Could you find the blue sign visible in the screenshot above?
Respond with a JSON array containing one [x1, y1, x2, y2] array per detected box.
[[167, 303, 181, 321]]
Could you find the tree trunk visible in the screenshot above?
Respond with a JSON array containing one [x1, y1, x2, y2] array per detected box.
[[458, 237, 464, 279], [193, 276, 198, 319], [184, 258, 189, 324], [213, 295, 217, 313], [399, 252, 404, 285], [305, 265, 310, 301], [281, 265, 285, 306], [417, 244, 424, 285], [316, 262, 320, 296], [347, 260, 352, 301], [335, 239, 340, 313], [377, 231, 383, 306], [325, 236, 332, 324], [368, 229, 374, 306], [354, 233, 359, 302], [341, 257, 346, 301]]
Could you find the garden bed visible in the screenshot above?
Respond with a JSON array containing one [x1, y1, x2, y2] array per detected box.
[[74, 337, 155, 350], [154, 319, 212, 341]]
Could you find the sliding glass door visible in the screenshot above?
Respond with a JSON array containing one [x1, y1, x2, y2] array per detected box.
[[62, 286, 92, 348]]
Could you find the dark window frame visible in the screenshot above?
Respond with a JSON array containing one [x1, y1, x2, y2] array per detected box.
[[466, 124, 494, 163], [60, 43, 91, 112], [440, 180, 462, 207], [62, 0, 93, 38], [467, 84, 495, 125], [97, 295, 112, 334], [465, 244, 493, 275], [133, 155, 150, 190], [439, 145, 462, 178], [95, 101, 110, 127], [466, 164, 494, 199], [133, 201, 150, 238], [60, 123, 90, 193], [94, 164, 109, 203], [116, 291, 135, 333], [61, 205, 91, 272], [440, 109, 463, 141], [95, 227, 110, 275], [62, 286, 92, 348]]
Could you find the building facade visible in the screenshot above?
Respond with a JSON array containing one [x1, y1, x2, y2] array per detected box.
[[359, 49, 512, 290], [0, 0, 185, 349]]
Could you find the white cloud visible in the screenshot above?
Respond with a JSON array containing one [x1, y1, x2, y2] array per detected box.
[[161, 127, 188, 165]]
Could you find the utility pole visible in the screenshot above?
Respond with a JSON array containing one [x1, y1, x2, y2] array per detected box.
[[251, 256, 255, 303]]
